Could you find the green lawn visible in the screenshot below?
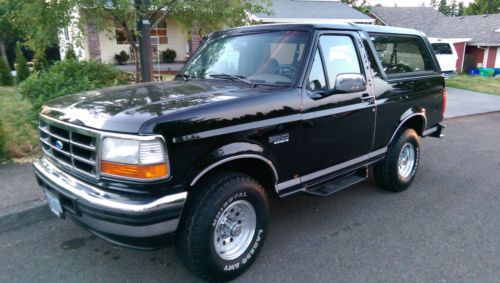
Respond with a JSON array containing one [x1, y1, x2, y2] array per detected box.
[[0, 87, 40, 162], [446, 75, 500, 96]]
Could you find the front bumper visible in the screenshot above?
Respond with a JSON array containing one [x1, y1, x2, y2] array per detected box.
[[33, 156, 187, 250]]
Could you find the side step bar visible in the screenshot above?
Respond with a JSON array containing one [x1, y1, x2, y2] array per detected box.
[[304, 167, 368, 197]]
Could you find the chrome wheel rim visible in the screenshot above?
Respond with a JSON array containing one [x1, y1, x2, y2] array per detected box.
[[398, 143, 416, 179], [213, 200, 256, 261]]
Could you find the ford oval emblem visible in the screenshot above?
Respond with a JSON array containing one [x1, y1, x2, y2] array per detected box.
[[55, 140, 64, 150]]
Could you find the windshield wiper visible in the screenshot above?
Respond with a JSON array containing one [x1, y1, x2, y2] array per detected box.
[[206, 73, 255, 87], [175, 73, 193, 81]]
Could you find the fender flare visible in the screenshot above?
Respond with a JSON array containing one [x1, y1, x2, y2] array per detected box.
[[189, 142, 278, 188], [388, 111, 427, 144]]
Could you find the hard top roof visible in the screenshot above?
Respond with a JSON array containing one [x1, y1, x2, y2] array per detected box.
[[217, 23, 426, 38]]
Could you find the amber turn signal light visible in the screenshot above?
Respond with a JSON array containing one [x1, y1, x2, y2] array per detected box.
[[101, 161, 168, 180]]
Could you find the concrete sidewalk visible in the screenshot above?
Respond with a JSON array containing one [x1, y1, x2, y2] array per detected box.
[[0, 163, 52, 232], [1, 87, 500, 233]]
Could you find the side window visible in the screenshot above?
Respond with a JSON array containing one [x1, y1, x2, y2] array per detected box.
[[319, 35, 361, 88], [370, 34, 434, 75], [307, 49, 327, 91]]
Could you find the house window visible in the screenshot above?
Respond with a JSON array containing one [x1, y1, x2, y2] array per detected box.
[[151, 18, 168, 44], [115, 23, 129, 45], [115, 19, 167, 45]]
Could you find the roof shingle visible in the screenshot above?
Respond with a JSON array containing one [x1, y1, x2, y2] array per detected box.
[[370, 7, 500, 45], [255, 0, 373, 22]]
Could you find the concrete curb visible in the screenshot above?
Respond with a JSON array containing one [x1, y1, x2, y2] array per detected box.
[[0, 199, 53, 233]]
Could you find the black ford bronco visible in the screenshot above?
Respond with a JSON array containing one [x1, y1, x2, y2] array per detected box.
[[33, 23, 445, 281]]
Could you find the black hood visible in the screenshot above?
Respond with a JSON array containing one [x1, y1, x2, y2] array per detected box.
[[41, 80, 258, 133]]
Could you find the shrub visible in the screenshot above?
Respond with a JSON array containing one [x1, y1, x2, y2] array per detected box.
[[114, 50, 130, 65], [161, 49, 177, 63], [19, 60, 128, 120], [0, 58, 13, 86], [15, 46, 30, 84], [64, 45, 78, 61], [0, 119, 5, 159], [33, 50, 49, 71]]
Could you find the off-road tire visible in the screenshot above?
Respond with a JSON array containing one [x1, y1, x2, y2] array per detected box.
[[175, 172, 269, 282], [374, 128, 420, 192]]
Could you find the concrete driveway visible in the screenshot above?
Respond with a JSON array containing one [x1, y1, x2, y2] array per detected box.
[[445, 87, 500, 118]]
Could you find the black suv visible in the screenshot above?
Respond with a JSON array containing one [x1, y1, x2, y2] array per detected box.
[[33, 23, 445, 281]]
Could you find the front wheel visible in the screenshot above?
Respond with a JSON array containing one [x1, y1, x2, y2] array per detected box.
[[374, 128, 421, 192], [176, 172, 269, 281]]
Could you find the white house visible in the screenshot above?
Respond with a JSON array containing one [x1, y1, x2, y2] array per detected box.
[[59, 0, 374, 65]]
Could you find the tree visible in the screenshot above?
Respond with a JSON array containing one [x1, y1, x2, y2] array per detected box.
[[6, 0, 72, 59], [449, 0, 460, 15], [8, 0, 270, 82], [438, 0, 451, 15], [457, 1, 465, 15], [0, 1, 21, 64], [0, 57, 13, 86], [430, 0, 439, 8], [464, 0, 500, 15], [15, 45, 29, 83], [33, 50, 49, 72], [340, 0, 370, 13]]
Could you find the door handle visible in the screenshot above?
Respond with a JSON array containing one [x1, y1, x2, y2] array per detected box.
[[361, 93, 375, 104]]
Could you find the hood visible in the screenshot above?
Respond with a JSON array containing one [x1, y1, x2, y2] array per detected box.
[[41, 80, 256, 133]]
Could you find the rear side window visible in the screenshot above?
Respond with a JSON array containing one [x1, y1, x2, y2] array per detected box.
[[431, 43, 453, 55], [370, 34, 435, 75]]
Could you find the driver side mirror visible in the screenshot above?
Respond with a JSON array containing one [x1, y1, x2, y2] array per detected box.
[[310, 73, 366, 100], [333, 73, 366, 93]]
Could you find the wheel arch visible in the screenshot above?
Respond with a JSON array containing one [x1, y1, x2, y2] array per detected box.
[[188, 141, 279, 194], [388, 112, 427, 144]]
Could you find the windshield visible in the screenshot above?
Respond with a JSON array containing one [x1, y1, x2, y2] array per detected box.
[[182, 31, 308, 85]]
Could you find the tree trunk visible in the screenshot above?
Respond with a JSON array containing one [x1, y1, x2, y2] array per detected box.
[[0, 41, 8, 64], [134, 47, 140, 83]]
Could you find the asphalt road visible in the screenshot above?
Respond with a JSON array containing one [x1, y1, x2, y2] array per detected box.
[[1, 113, 500, 283]]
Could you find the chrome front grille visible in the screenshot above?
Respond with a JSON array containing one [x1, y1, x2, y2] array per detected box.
[[39, 117, 99, 178]]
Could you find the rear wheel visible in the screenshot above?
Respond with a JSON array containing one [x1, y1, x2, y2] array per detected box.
[[374, 128, 420, 192], [176, 172, 269, 281]]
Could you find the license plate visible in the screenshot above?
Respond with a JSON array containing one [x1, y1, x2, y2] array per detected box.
[[45, 190, 63, 217]]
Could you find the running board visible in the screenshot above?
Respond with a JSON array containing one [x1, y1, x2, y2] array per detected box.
[[304, 168, 368, 197]]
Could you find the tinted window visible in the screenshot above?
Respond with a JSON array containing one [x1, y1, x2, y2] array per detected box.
[[432, 43, 453, 55], [370, 34, 434, 75], [307, 49, 327, 91], [183, 31, 308, 85], [320, 35, 361, 88]]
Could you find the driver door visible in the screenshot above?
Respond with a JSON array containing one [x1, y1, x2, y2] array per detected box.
[[299, 32, 376, 181]]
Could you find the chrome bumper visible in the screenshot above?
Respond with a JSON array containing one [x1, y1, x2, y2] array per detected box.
[[33, 156, 187, 249]]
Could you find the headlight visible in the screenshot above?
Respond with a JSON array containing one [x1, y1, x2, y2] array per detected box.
[[100, 137, 169, 180]]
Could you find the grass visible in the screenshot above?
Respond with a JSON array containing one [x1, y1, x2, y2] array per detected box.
[[0, 87, 40, 162], [446, 75, 500, 96]]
